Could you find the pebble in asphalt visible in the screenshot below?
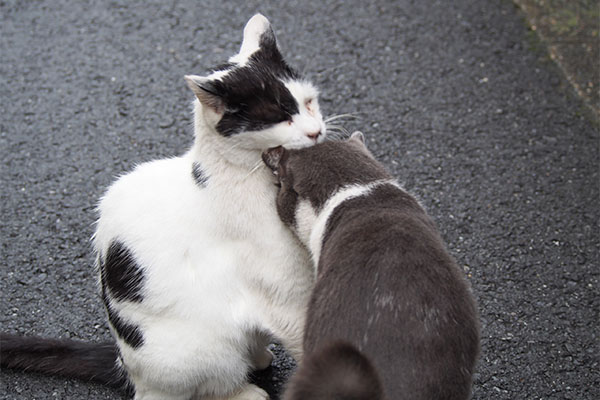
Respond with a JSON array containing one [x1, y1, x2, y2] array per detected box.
[[1, 1, 598, 399]]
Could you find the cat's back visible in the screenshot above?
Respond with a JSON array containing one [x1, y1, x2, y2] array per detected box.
[[99, 156, 199, 214], [318, 183, 478, 335], [94, 153, 312, 323], [311, 183, 480, 400], [94, 156, 209, 246]]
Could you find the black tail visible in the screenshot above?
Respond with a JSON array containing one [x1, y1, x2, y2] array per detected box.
[[284, 340, 386, 400], [0, 333, 127, 389]]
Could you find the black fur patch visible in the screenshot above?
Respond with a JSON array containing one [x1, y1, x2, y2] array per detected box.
[[98, 241, 145, 349], [103, 296, 144, 349], [104, 300, 144, 349], [192, 162, 209, 187], [101, 241, 145, 303], [99, 276, 144, 349], [209, 30, 300, 137]]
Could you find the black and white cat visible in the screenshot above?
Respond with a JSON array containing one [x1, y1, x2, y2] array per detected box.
[[262, 133, 480, 400], [2, 14, 326, 400]]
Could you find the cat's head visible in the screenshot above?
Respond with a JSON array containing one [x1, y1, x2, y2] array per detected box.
[[185, 14, 326, 150], [262, 132, 392, 230]]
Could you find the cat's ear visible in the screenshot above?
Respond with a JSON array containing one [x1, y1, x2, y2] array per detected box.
[[349, 131, 366, 144], [231, 14, 276, 64], [184, 75, 225, 115], [348, 131, 372, 155], [262, 146, 287, 172]]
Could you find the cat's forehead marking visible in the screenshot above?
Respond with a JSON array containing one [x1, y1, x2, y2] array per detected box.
[[284, 80, 319, 103]]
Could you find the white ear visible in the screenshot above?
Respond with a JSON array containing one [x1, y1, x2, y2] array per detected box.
[[184, 75, 225, 115], [230, 13, 273, 64]]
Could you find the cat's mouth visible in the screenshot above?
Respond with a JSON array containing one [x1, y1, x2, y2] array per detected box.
[[307, 131, 322, 142]]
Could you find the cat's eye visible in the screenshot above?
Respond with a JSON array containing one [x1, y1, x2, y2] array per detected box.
[[305, 98, 316, 116]]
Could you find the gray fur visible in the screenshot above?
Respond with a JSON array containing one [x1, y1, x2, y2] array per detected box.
[[265, 136, 480, 400]]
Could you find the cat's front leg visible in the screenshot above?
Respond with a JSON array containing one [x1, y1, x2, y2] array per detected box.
[[202, 384, 268, 400], [228, 385, 269, 400], [251, 346, 274, 371], [246, 329, 274, 371]]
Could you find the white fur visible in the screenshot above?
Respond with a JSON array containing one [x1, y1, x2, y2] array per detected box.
[[295, 180, 400, 269], [294, 199, 318, 251], [229, 14, 270, 66], [93, 15, 326, 400], [284, 81, 324, 147]]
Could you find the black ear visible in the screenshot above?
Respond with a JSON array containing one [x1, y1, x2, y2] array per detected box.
[[262, 146, 287, 172], [184, 75, 225, 115], [258, 24, 277, 52]]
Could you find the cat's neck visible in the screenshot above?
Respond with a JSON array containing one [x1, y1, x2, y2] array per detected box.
[[305, 180, 402, 268], [189, 101, 264, 174]]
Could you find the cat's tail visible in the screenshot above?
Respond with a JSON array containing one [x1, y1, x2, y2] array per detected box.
[[0, 333, 128, 390], [284, 340, 386, 400]]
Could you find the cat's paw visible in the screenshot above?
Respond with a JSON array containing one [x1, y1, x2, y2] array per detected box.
[[228, 384, 269, 400], [252, 347, 274, 371]]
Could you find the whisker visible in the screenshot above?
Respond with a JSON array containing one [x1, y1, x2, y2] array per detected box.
[[325, 124, 347, 131], [324, 113, 360, 124], [244, 159, 265, 180], [325, 130, 349, 141], [326, 130, 346, 138], [325, 122, 353, 140], [221, 141, 244, 157], [326, 124, 350, 134]]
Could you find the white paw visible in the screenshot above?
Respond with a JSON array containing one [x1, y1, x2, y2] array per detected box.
[[228, 384, 269, 400], [253, 347, 274, 371]]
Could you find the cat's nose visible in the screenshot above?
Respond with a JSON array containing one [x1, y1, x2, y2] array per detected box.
[[307, 131, 321, 141]]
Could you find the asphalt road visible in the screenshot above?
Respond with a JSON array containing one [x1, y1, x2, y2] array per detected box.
[[1, 0, 598, 399]]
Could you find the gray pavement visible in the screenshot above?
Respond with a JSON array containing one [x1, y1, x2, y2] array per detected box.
[[1, 1, 598, 399]]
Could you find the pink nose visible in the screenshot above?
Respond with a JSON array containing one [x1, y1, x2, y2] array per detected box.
[[307, 131, 321, 140]]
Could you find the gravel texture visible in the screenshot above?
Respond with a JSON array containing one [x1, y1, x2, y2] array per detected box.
[[1, 1, 598, 399]]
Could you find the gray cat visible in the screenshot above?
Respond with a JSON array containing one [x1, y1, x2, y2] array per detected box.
[[262, 132, 480, 400]]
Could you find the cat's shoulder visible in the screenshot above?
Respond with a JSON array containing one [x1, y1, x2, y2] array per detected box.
[[103, 156, 190, 194], [98, 155, 201, 216]]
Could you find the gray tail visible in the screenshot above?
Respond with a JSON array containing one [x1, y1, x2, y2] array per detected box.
[[284, 340, 386, 400], [0, 333, 128, 390]]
